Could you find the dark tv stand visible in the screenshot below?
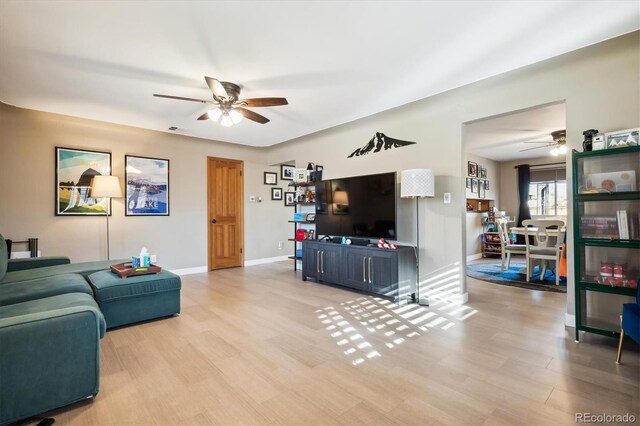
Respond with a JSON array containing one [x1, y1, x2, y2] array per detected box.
[[301, 240, 417, 301]]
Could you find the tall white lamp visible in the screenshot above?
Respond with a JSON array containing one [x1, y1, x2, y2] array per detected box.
[[401, 169, 435, 305], [91, 175, 122, 260]]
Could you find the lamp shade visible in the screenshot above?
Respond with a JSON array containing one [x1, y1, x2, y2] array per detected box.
[[400, 169, 434, 198], [333, 190, 349, 205], [91, 175, 122, 198]]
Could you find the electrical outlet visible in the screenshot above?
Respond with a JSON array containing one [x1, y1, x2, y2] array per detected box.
[[444, 192, 451, 204], [249, 196, 256, 202], [150, 254, 157, 263]]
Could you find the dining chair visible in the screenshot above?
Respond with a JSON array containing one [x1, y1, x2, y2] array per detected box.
[[522, 219, 566, 285], [496, 218, 526, 272]]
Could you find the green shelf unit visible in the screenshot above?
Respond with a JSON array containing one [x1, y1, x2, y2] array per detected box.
[[572, 146, 640, 342]]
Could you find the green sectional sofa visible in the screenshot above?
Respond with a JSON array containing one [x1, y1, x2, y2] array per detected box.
[[0, 235, 120, 426], [0, 233, 182, 425]]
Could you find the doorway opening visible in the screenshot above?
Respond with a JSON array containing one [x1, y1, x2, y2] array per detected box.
[[207, 157, 244, 270], [462, 101, 568, 293]]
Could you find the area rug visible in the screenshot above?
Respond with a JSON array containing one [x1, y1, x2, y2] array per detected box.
[[466, 261, 567, 293]]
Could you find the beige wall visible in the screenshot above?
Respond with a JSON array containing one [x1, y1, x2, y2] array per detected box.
[[0, 103, 292, 269], [267, 31, 640, 313], [464, 153, 500, 257], [0, 32, 638, 317]]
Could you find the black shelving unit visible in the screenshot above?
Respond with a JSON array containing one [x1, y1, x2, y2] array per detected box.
[[572, 145, 640, 341], [288, 182, 316, 271]]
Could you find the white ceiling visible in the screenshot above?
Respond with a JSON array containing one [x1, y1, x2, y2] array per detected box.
[[465, 102, 567, 162], [0, 1, 638, 147]]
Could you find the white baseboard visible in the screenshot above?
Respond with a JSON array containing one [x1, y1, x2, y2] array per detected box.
[[565, 313, 575, 327], [244, 255, 290, 266], [10, 250, 42, 259], [170, 266, 208, 276], [466, 253, 483, 262]]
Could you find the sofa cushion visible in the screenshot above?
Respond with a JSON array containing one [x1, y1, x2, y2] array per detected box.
[[0, 259, 127, 285], [88, 270, 181, 302], [0, 273, 93, 307], [0, 233, 8, 281], [0, 292, 106, 337]]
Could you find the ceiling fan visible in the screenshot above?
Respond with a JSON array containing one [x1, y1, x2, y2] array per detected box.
[[519, 130, 567, 156], [154, 76, 288, 126]]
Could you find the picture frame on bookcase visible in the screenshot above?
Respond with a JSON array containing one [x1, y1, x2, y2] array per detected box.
[[284, 192, 296, 206]]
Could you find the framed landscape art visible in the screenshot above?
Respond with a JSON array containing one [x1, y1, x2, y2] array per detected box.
[[56, 147, 111, 216], [125, 155, 169, 216]]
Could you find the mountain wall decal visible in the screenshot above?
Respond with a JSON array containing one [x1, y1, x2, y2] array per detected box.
[[347, 132, 416, 158]]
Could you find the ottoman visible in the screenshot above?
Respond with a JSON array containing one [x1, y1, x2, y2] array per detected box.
[[87, 270, 181, 329]]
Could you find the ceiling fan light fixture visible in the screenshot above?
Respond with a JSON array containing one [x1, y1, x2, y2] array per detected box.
[[229, 109, 243, 124], [208, 108, 222, 122], [550, 147, 559, 156], [220, 113, 233, 127], [558, 145, 567, 155]]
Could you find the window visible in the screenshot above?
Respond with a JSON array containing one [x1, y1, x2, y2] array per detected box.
[[528, 166, 567, 216]]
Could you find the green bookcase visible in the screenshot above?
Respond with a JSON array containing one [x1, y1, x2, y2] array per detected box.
[[572, 145, 640, 341]]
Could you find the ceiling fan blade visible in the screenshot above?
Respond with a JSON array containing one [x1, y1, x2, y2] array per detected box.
[[197, 112, 210, 121], [241, 97, 288, 107], [520, 144, 553, 152], [205, 76, 228, 100], [235, 107, 270, 124], [154, 94, 212, 104]]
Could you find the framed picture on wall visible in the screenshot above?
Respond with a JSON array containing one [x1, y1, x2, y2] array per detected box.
[[471, 178, 478, 193], [125, 155, 170, 216], [480, 168, 487, 179], [284, 192, 296, 206], [479, 185, 486, 198], [484, 180, 490, 190], [281, 164, 295, 180], [264, 172, 277, 185], [466, 178, 471, 188], [55, 147, 112, 216], [271, 187, 283, 200], [467, 161, 477, 177]]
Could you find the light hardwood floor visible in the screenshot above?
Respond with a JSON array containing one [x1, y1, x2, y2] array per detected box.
[[45, 262, 638, 425]]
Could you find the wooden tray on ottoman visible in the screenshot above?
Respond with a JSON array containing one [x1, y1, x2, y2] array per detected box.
[[110, 262, 162, 278]]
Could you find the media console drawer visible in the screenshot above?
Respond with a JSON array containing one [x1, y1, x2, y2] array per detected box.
[[301, 240, 416, 301]]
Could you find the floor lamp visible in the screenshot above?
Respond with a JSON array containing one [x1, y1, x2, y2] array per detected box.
[[91, 175, 122, 260], [400, 169, 435, 305]]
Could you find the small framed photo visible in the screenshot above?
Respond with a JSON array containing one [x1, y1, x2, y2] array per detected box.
[[467, 161, 477, 177], [605, 128, 639, 149], [264, 172, 277, 185], [471, 178, 478, 193], [271, 187, 283, 200], [480, 168, 487, 179], [281, 164, 295, 180], [466, 178, 471, 189], [479, 185, 486, 198], [316, 165, 324, 172], [284, 192, 296, 206], [484, 180, 490, 190], [293, 168, 308, 183], [306, 213, 316, 222]]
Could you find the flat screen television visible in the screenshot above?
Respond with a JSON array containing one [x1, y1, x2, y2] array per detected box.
[[315, 172, 397, 239]]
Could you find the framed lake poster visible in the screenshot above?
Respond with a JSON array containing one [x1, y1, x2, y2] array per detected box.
[[125, 155, 169, 216]]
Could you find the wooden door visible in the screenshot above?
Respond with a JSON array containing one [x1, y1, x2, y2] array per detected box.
[[207, 157, 243, 270]]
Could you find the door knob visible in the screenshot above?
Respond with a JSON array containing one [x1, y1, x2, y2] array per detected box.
[[211, 219, 217, 223]]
